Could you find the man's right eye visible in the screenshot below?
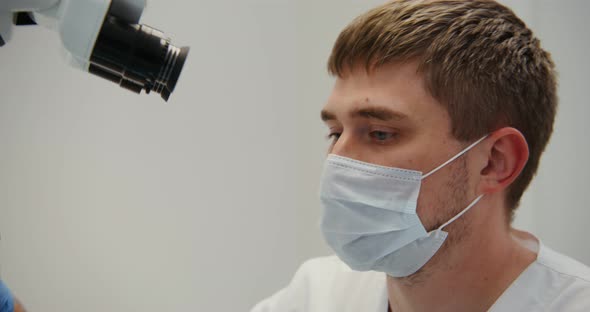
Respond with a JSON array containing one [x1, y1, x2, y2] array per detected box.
[[327, 132, 341, 144]]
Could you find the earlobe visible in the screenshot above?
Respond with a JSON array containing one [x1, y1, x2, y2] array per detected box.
[[479, 128, 529, 194]]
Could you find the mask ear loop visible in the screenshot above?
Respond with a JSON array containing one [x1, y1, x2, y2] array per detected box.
[[434, 194, 485, 237], [422, 135, 488, 180]]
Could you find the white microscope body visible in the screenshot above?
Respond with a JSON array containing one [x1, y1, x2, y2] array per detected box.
[[0, 0, 189, 101]]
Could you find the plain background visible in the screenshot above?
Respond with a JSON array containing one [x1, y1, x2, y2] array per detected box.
[[0, 0, 588, 311]]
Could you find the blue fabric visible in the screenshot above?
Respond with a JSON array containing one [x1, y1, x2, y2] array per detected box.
[[0, 280, 14, 312]]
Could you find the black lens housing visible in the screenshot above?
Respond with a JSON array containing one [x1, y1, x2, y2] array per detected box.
[[89, 15, 189, 101]]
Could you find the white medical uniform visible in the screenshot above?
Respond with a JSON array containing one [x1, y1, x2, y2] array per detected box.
[[252, 240, 590, 311]]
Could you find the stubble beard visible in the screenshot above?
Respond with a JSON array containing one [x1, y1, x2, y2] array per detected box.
[[396, 157, 471, 286]]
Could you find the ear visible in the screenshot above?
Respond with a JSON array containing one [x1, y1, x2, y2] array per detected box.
[[478, 127, 529, 194]]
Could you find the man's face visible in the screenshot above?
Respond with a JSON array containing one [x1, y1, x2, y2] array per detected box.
[[321, 61, 478, 231]]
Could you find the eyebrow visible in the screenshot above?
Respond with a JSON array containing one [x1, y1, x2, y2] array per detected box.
[[321, 106, 408, 122]]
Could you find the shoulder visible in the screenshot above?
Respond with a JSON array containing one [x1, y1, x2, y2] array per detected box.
[[537, 245, 590, 282], [536, 245, 590, 310], [291, 255, 386, 295], [294, 255, 353, 281], [492, 243, 590, 311], [251, 256, 386, 312]]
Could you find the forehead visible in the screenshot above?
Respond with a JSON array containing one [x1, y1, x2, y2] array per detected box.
[[323, 61, 448, 125]]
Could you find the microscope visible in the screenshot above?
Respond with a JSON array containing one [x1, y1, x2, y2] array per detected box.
[[0, 0, 189, 101]]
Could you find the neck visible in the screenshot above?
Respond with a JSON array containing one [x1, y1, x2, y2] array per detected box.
[[386, 197, 537, 312]]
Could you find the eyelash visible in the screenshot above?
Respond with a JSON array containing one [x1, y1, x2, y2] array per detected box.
[[327, 132, 341, 144]]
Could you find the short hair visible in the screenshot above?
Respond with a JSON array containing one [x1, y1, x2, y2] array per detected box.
[[328, 0, 557, 217]]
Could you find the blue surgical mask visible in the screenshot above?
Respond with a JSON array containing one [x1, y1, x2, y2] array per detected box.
[[319, 136, 487, 277]]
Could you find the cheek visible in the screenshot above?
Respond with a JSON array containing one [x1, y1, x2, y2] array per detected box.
[[415, 162, 471, 229], [415, 177, 442, 228]]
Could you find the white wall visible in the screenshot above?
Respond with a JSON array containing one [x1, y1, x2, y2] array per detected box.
[[0, 1, 588, 311], [0, 1, 302, 311]]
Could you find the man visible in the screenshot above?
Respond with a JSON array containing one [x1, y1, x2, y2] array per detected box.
[[0, 280, 25, 312], [253, 0, 590, 311]]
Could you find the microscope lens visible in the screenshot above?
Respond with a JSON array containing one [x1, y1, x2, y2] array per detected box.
[[89, 15, 189, 101]]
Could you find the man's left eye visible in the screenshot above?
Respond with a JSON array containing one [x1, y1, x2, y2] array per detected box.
[[369, 130, 396, 141]]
